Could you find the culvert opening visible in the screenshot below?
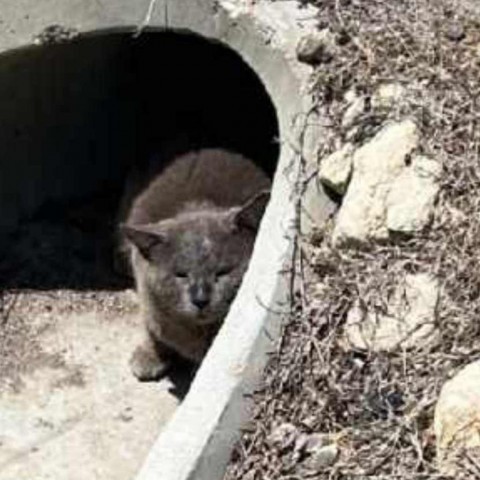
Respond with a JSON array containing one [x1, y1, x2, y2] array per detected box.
[[0, 30, 280, 291], [0, 30, 279, 480]]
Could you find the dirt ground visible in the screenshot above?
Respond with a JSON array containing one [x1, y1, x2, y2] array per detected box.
[[225, 1, 480, 479], [0, 200, 187, 480]]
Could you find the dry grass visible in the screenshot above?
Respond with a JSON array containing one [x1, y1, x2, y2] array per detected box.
[[225, 0, 480, 478]]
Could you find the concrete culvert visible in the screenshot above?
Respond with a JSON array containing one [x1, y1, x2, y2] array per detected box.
[[0, 30, 279, 480], [0, 30, 279, 241], [0, 1, 334, 480]]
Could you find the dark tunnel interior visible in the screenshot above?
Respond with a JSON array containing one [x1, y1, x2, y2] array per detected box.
[[0, 30, 280, 290]]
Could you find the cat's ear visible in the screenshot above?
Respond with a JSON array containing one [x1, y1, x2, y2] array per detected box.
[[231, 190, 270, 231], [120, 223, 166, 259]]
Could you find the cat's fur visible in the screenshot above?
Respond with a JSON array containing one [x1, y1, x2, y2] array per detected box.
[[121, 148, 271, 381]]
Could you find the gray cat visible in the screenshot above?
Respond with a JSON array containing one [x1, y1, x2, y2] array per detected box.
[[121, 148, 271, 381]]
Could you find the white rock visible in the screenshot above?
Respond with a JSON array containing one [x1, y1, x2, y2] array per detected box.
[[435, 360, 480, 474], [305, 433, 330, 451], [267, 423, 298, 450], [343, 83, 405, 131], [444, 205, 467, 228], [296, 432, 339, 472], [344, 88, 358, 104], [242, 471, 256, 480], [301, 443, 339, 472], [301, 168, 339, 236], [318, 143, 355, 194], [386, 155, 441, 233], [344, 273, 438, 351], [333, 120, 419, 245], [372, 83, 406, 109], [296, 29, 335, 65], [342, 94, 366, 129]]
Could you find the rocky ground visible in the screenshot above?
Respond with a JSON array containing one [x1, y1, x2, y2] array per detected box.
[[225, 1, 480, 478]]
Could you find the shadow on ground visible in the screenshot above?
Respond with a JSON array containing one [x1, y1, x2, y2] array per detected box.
[[0, 192, 129, 291], [166, 360, 197, 401]]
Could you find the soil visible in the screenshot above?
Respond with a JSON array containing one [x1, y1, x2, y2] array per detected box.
[[224, 1, 480, 479]]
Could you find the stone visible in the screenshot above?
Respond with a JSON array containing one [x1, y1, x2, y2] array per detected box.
[[33, 24, 79, 45], [243, 471, 256, 480], [342, 93, 366, 129], [344, 88, 358, 104], [445, 22, 466, 42], [387, 155, 441, 233], [267, 423, 298, 451], [301, 171, 338, 236], [301, 443, 339, 472], [344, 273, 439, 351], [300, 415, 318, 430], [296, 29, 335, 65], [333, 120, 419, 246], [371, 83, 406, 110], [318, 143, 355, 195], [296, 432, 339, 473], [435, 360, 480, 474], [303, 433, 330, 452]]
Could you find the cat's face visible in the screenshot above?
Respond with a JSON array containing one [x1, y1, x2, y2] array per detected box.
[[123, 193, 268, 325]]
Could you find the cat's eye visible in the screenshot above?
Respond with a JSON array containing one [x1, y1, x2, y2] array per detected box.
[[216, 267, 232, 279], [175, 271, 188, 279]]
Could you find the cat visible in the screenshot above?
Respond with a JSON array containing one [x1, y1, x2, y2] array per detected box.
[[120, 148, 271, 381]]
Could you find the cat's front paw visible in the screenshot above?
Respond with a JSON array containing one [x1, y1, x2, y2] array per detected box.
[[130, 344, 170, 382]]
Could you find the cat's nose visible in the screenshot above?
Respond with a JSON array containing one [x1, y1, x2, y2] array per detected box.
[[192, 296, 209, 310], [190, 285, 211, 310]]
